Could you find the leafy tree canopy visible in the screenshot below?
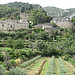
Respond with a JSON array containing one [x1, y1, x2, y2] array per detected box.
[[28, 9, 53, 25]]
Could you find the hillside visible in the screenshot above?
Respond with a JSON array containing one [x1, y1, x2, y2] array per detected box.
[[0, 2, 42, 20], [0, 2, 75, 75], [43, 6, 75, 19], [0, 2, 75, 21]]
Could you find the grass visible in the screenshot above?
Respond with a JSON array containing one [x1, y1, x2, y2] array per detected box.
[[0, 47, 12, 50]]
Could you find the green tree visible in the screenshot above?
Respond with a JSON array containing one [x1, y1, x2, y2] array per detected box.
[[29, 9, 52, 25], [71, 18, 75, 25], [13, 40, 24, 49]]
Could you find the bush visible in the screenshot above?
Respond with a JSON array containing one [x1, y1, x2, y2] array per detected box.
[[7, 67, 27, 75], [0, 65, 5, 75], [0, 52, 3, 61], [68, 57, 75, 67], [20, 55, 41, 68], [64, 54, 72, 61], [9, 59, 16, 67], [15, 59, 21, 66], [13, 40, 24, 49]]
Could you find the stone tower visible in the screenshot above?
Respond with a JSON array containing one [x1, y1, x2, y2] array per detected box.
[[20, 13, 30, 22]]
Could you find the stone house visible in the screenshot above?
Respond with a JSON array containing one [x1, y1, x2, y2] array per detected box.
[[51, 17, 73, 28], [34, 23, 60, 33], [0, 13, 29, 30]]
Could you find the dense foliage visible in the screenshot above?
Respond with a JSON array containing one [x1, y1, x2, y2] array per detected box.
[[0, 2, 42, 20], [0, 65, 5, 75], [28, 9, 52, 25]]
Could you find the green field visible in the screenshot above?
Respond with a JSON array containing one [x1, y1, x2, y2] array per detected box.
[[19, 57, 75, 75]]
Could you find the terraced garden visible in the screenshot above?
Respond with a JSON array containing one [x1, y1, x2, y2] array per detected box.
[[18, 56, 75, 75], [1, 55, 75, 75]]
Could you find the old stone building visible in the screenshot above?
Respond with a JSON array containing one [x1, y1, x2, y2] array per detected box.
[[34, 23, 53, 29], [51, 17, 73, 28], [34, 23, 60, 33], [0, 13, 29, 30]]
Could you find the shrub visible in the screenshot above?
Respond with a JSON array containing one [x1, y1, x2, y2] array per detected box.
[[7, 67, 27, 75], [20, 55, 41, 68], [15, 59, 21, 66], [68, 57, 75, 67], [64, 54, 72, 61], [0, 52, 3, 61], [9, 59, 16, 67], [47, 56, 55, 75], [13, 40, 24, 49], [0, 65, 5, 75]]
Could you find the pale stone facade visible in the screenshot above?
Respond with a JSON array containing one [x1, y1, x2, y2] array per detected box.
[[55, 21, 73, 28], [34, 23, 60, 33], [51, 18, 73, 28], [0, 13, 29, 30]]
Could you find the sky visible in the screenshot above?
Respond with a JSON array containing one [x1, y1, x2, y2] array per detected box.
[[0, 0, 75, 9]]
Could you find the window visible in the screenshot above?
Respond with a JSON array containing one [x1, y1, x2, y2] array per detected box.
[[2, 25, 4, 27], [11, 25, 12, 28]]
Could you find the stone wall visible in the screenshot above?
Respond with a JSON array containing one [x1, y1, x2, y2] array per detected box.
[[55, 21, 73, 28], [20, 13, 30, 22], [34, 23, 53, 29], [0, 13, 29, 30], [0, 21, 29, 30], [34, 23, 60, 34], [51, 19, 73, 28]]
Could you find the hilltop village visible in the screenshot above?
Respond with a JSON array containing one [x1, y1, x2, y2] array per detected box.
[[0, 13, 73, 33]]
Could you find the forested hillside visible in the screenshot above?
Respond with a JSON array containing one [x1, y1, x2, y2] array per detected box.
[[43, 6, 75, 19], [0, 2, 42, 20], [1, 2, 75, 21]]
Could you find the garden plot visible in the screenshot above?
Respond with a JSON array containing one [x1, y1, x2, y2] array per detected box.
[[26, 57, 48, 75], [19, 56, 75, 75], [40, 57, 75, 75]]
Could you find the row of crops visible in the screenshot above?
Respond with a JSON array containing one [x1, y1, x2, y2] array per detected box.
[[46, 56, 72, 75], [19, 55, 41, 68], [0, 55, 41, 75], [47, 56, 55, 75], [59, 57, 68, 75]]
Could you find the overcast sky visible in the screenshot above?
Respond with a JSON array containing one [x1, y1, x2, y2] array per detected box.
[[0, 0, 75, 9]]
